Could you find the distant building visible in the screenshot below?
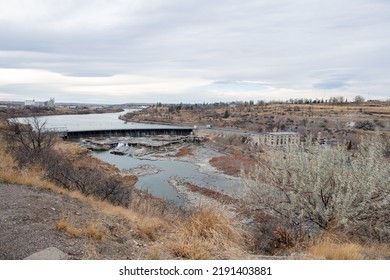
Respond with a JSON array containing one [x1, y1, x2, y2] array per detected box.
[[24, 98, 55, 108], [264, 132, 300, 148], [25, 99, 36, 106], [249, 131, 300, 148], [44, 98, 55, 108]]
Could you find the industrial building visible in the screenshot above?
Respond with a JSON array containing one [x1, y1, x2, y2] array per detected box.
[[24, 98, 55, 108], [249, 131, 300, 148]]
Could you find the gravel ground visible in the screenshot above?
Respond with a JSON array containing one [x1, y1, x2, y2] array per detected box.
[[169, 177, 223, 210], [0, 183, 144, 260]]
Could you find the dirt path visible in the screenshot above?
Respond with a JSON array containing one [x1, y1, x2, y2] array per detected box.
[[0, 183, 144, 260]]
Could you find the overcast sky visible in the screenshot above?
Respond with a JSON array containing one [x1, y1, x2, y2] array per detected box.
[[0, 0, 389, 104]]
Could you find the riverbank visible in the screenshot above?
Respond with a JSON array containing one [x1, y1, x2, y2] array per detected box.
[[0, 106, 123, 119], [93, 137, 241, 209]]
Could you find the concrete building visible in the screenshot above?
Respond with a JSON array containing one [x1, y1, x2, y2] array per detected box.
[[24, 99, 36, 106], [249, 131, 300, 148], [24, 98, 55, 108], [264, 132, 300, 148], [44, 98, 55, 108]]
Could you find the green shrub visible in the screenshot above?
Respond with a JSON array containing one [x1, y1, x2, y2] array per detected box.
[[242, 136, 390, 241]]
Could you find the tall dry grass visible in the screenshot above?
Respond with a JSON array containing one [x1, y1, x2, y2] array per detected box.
[[307, 235, 365, 260], [306, 234, 390, 260], [56, 218, 106, 241], [166, 208, 246, 259], [0, 147, 59, 190]]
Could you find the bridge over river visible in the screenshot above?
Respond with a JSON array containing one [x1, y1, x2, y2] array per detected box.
[[47, 125, 194, 139]]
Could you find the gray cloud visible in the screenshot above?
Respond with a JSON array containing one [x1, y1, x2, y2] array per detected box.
[[0, 0, 389, 103], [314, 80, 349, 90]]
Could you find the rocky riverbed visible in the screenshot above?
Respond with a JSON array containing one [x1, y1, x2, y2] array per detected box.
[[87, 135, 244, 210], [81, 135, 205, 153], [121, 164, 162, 177]]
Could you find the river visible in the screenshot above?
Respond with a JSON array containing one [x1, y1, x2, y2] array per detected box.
[[22, 110, 241, 206], [19, 109, 186, 132]]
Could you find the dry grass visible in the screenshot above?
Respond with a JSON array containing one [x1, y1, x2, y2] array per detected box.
[[0, 148, 60, 190], [54, 141, 89, 156], [84, 242, 101, 259], [209, 154, 256, 176], [304, 234, 390, 260], [175, 147, 193, 157], [56, 218, 82, 237], [168, 238, 215, 260], [167, 208, 245, 259], [362, 244, 390, 259], [56, 218, 106, 241], [186, 182, 239, 204], [84, 223, 106, 241], [308, 240, 364, 260], [136, 217, 168, 241], [181, 208, 242, 242]]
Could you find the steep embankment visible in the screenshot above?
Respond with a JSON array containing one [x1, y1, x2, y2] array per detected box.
[[0, 183, 147, 259]]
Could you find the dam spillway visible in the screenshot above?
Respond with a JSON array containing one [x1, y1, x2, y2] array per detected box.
[[59, 126, 193, 139]]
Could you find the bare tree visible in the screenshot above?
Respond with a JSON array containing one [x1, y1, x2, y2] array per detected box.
[[354, 95, 365, 103], [2, 116, 131, 207], [3, 116, 56, 165], [42, 150, 131, 206]]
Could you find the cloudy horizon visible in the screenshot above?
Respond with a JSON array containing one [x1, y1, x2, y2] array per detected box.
[[0, 0, 389, 104]]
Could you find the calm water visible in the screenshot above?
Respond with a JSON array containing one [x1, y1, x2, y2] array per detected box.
[[19, 109, 189, 132], [93, 150, 240, 206], [21, 110, 239, 205]]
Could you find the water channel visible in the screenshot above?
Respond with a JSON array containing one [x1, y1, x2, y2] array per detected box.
[[22, 110, 241, 206]]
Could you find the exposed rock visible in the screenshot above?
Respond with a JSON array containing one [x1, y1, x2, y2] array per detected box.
[[24, 247, 68, 260], [122, 164, 161, 177]]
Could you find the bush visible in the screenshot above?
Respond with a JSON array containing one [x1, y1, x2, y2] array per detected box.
[[3, 117, 56, 166], [242, 136, 390, 242], [42, 150, 131, 207], [355, 120, 376, 130], [3, 117, 131, 207]]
